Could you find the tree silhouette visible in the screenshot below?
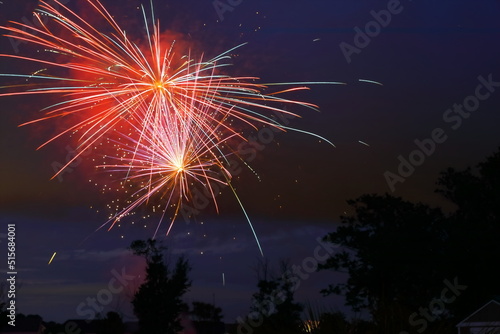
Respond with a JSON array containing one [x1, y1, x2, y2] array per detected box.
[[191, 301, 223, 322], [130, 239, 191, 334], [248, 260, 303, 334], [318, 148, 500, 332], [314, 311, 349, 334], [318, 194, 448, 332], [95, 311, 126, 334], [436, 148, 500, 318]]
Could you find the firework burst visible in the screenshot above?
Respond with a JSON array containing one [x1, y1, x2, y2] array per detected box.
[[0, 0, 334, 172], [1, 0, 343, 253], [99, 95, 236, 234]]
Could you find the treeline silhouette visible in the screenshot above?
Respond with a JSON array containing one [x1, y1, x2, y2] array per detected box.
[[2, 148, 500, 334]]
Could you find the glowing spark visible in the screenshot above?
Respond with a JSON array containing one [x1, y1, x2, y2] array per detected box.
[[358, 140, 370, 147], [48, 252, 57, 265], [358, 79, 383, 86]]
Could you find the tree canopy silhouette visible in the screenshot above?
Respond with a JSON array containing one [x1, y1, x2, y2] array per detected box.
[[247, 260, 303, 334], [95, 311, 126, 334], [318, 194, 447, 331], [318, 148, 500, 332], [191, 301, 223, 322], [130, 239, 191, 334], [436, 148, 500, 318]]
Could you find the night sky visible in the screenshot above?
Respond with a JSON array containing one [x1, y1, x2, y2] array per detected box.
[[1, 0, 500, 324]]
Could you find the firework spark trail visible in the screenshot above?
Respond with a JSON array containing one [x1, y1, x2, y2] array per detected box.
[[1, 0, 344, 253]]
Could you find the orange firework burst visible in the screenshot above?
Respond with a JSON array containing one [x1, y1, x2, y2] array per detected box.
[[1, 0, 342, 253]]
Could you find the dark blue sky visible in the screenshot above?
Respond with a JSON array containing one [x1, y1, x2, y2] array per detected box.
[[1, 0, 500, 324]]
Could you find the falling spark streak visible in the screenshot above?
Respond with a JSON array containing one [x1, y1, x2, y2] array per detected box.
[[358, 79, 383, 86], [226, 176, 264, 256], [358, 140, 370, 147], [48, 252, 57, 265]]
